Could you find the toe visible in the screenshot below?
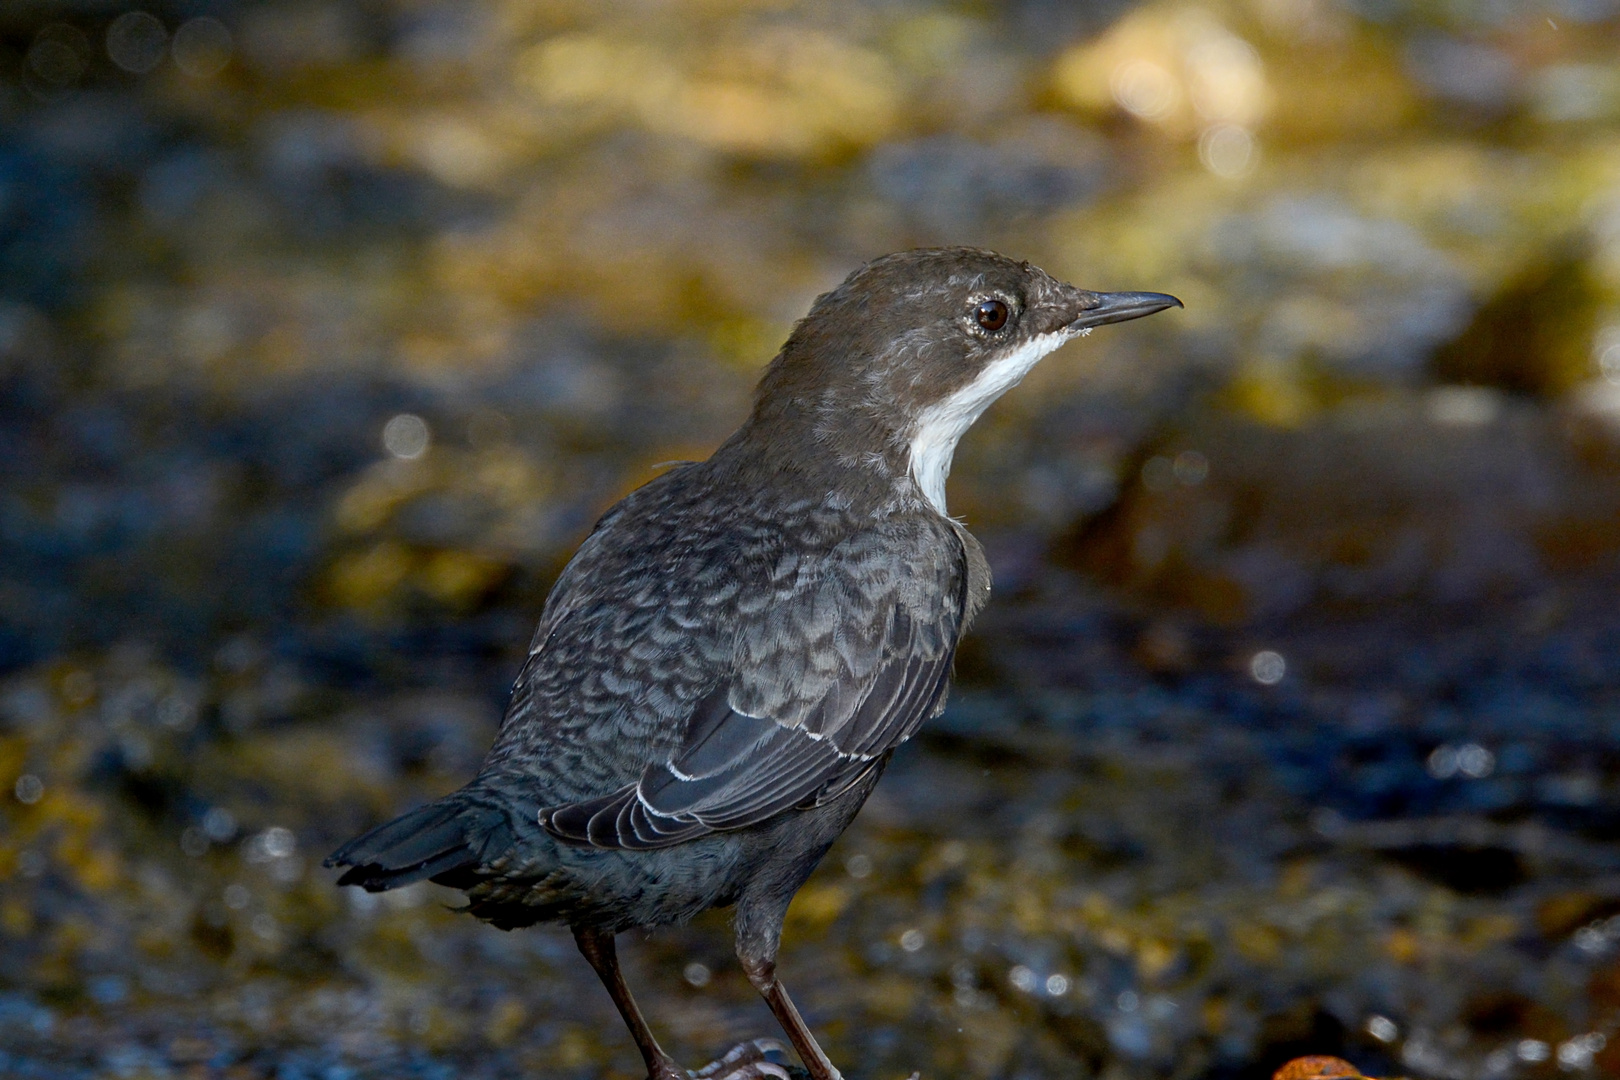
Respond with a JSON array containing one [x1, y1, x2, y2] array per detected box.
[[709, 1062, 790, 1080], [709, 1061, 790, 1080], [721, 1064, 790, 1080], [689, 1039, 790, 1080]]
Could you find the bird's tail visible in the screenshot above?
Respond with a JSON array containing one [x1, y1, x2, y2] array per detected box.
[[325, 785, 519, 892]]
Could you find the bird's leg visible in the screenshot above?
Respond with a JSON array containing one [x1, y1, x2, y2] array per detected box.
[[737, 951, 843, 1080], [572, 925, 684, 1080]]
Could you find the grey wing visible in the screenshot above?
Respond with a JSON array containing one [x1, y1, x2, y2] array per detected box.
[[541, 538, 966, 850]]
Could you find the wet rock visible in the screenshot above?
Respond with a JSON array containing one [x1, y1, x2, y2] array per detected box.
[[1431, 247, 1607, 397], [1065, 396, 1620, 623]]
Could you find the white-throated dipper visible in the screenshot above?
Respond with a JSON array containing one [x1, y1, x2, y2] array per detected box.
[[327, 248, 1180, 1080]]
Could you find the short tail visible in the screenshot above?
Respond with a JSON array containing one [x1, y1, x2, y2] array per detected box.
[[325, 787, 518, 892]]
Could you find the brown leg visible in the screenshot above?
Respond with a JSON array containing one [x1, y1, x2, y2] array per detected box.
[[573, 925, 683, 1080], [738, 953, 843, 1080]]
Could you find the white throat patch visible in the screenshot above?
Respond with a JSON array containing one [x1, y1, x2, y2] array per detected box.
[[907, 329, 1080, 514]]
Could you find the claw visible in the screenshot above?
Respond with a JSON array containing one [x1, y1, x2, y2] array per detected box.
[[713, 1063, 789, 1080], [689, 1039, 791, 1080]]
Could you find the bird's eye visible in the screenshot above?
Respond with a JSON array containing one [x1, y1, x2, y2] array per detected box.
[[974, 299, 1009, 332]]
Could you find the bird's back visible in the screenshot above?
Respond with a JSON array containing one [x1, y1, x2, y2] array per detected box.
[[483, 446, 980, 807], [329, 442, 983, 929]]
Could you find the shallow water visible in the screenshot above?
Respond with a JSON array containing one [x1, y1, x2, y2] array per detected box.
[[6, 1, 1620, 1078]]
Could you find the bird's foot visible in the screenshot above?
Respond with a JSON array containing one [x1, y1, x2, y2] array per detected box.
[[688, 1038, 792, 1080]]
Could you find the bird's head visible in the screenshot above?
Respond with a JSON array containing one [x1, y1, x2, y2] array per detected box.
[[742, 247, 1181, 513]]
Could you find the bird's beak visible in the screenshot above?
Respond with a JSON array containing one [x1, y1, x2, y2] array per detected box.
[[1066, 291, 1183, 331]]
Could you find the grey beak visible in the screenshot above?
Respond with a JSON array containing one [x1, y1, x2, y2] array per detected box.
[[1068, 291, 1183, 330]]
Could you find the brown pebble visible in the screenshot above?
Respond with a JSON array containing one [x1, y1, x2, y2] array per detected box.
[[1273, 1056, 1364, 1080]]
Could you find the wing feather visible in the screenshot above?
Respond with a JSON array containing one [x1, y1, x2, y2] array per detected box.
[[542, 538, 966, 850]]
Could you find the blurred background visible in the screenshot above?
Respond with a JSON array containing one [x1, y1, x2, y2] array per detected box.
[[4, 1, 1620, 1078]]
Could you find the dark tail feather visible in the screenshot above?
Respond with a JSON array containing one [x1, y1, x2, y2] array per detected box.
[[325, 789, 515, 892]]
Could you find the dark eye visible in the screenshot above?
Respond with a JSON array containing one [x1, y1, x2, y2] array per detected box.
[[974, 299, 1009, 332]]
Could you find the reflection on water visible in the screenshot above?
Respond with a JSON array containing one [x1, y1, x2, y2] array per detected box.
[[5, 0, 1620, 1077]]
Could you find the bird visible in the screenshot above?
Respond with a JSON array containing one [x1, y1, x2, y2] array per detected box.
[[326, 248, 1180, 1080]]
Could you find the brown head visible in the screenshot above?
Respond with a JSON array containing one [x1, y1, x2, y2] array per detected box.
[[735, 247, 1180, 512]]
